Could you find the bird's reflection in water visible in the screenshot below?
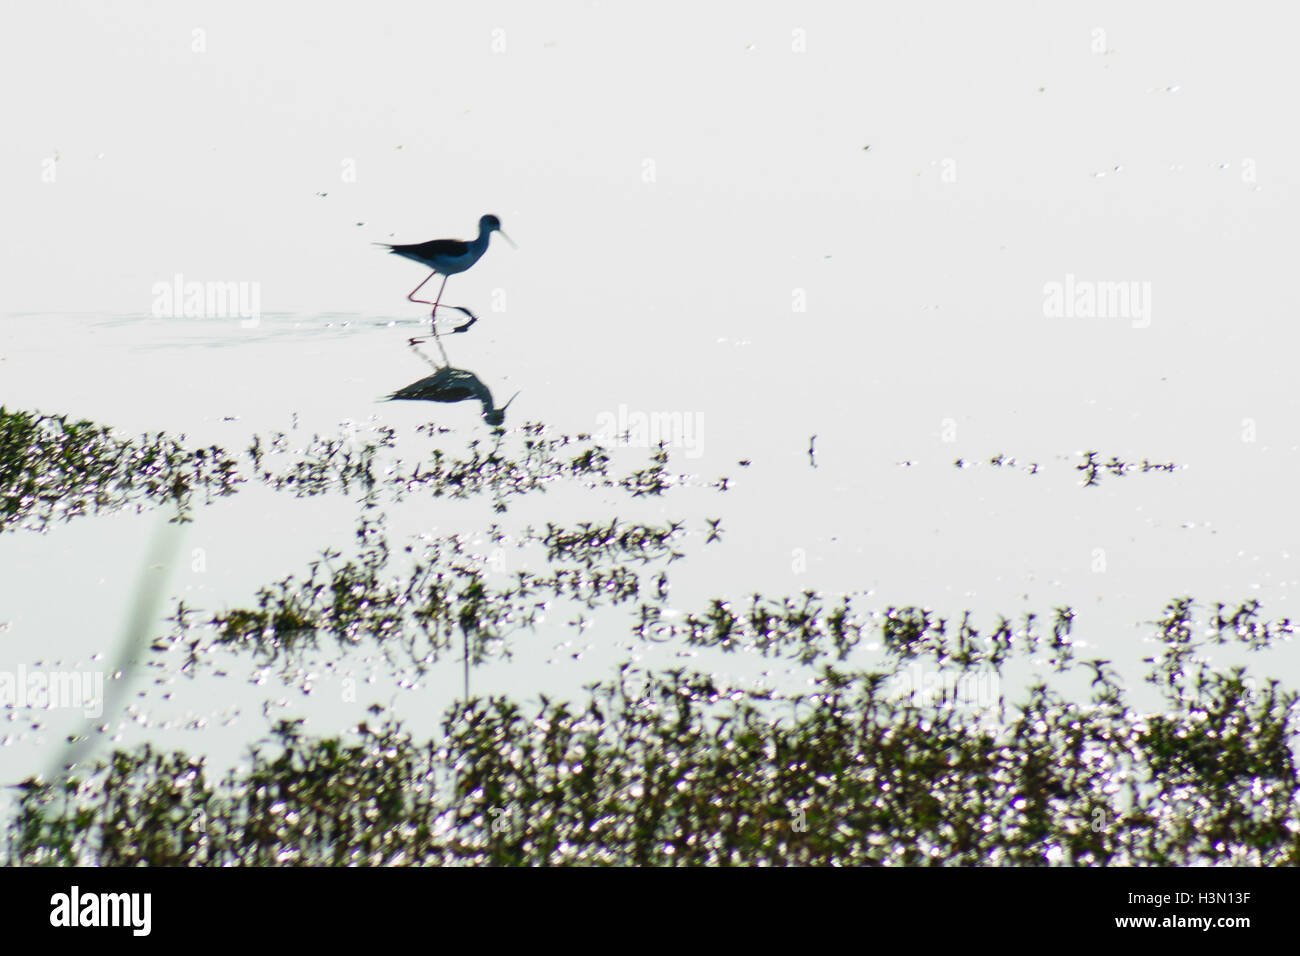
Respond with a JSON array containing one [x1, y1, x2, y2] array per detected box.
[[388, 343, 518, 426]]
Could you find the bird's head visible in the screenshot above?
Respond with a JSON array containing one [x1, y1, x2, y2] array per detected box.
[[484, 391, 520, 427], [480, 214, 515, 248]]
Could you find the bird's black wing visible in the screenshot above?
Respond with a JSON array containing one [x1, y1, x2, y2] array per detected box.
[[383, 238, 469, 259]]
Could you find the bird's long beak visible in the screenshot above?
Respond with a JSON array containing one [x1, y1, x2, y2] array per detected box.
[[500, 391, 520, 411], [498, 230, 517, 249]]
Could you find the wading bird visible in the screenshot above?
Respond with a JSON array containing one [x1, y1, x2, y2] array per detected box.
[[377, 214, 513, 340]]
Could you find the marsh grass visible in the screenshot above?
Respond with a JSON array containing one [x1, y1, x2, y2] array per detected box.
[[8, 602, 1298, 865], [5, 405, 1298, 865], [0, 407, 239, 530]]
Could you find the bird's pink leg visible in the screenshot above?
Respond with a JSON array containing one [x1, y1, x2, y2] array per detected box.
[[407, 271, 440, 306], [428, 275, 449, 330], [406, 274, 451, 345]]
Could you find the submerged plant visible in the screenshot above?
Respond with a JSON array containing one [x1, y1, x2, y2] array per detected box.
[[8, 639, 1299, 866]]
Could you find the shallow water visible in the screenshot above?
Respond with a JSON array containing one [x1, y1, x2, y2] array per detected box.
[[2, 306, 1298, 790]]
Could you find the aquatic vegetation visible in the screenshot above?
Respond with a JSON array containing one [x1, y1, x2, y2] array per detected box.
[[1076, 451, 1180, 486], [954, 454, 1041, 474], [2, 406, 699, 534], [251, 425, 683, 510], [0, 407, 241, 532], [178, 509, 690, 672], [9, 600, 1299, 865], [248, 427, 395, 496], [246, 424, 701, 512], [951, 451, 1178, 485], [6, 404, 1297, 867], [637, 595, 1077, 669], [541, 519, 684, 568]]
